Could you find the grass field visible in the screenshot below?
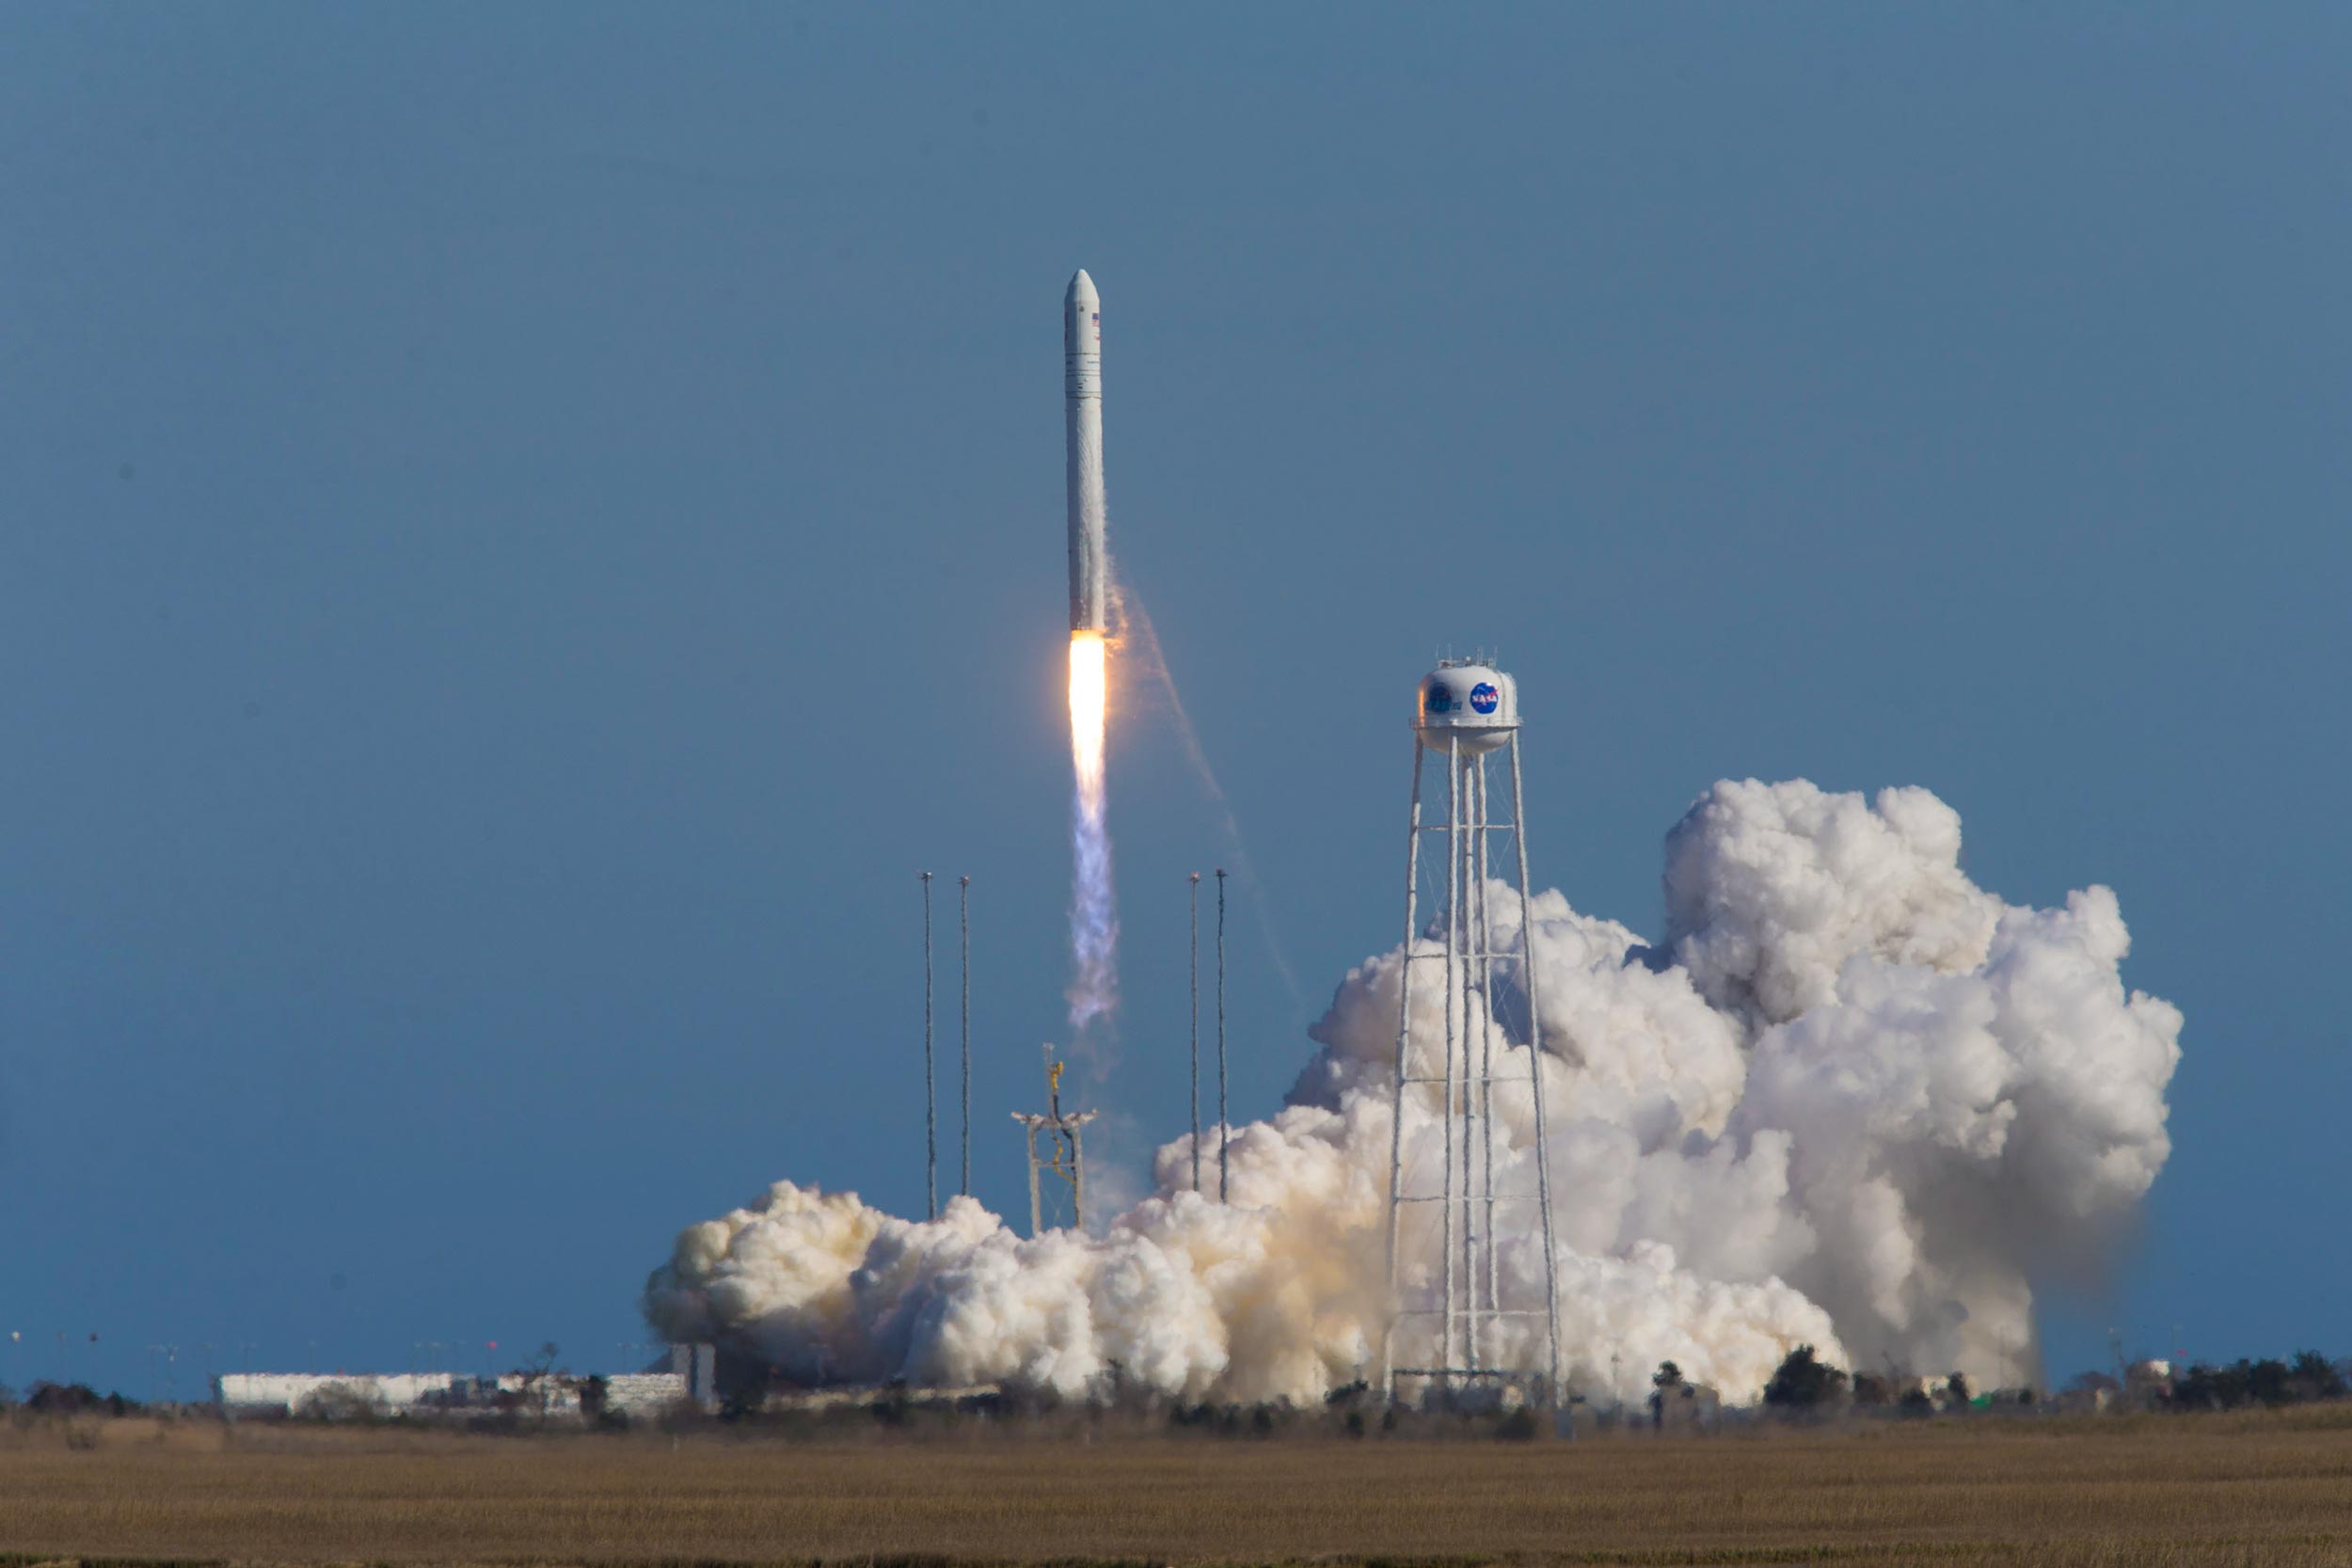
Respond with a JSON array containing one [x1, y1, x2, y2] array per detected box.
[[6, 1410, 2352, 1567]]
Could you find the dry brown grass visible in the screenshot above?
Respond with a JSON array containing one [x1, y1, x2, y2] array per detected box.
[[5, 1410, 2352, 1567]]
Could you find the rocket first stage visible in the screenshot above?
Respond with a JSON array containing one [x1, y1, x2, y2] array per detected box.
[[1061, 270, 1117, 1035], [1065, 269, 1106, 633]]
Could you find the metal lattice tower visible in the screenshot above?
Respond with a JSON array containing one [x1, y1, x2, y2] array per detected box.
[[1013, 1045, 1097, 1235], [1381, 659, 1565, 1411]]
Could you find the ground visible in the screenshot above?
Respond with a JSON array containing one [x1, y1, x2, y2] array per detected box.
[[5, 1409, 2352, 1566]]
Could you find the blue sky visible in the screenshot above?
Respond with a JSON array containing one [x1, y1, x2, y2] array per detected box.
[[2, 3, 2345, 1398]]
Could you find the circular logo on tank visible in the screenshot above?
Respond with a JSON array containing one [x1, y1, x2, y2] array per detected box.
[[1470, 682, 1500, 714], [1425, 682, 1454, 714]]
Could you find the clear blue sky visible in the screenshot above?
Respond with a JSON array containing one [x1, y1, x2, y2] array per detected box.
[[3, 4, 2344, 1399]]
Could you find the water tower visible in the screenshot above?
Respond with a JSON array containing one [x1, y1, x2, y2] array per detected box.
[[1381, 658, 1565, 1409]]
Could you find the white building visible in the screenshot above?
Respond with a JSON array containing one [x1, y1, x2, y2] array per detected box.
[[212, 1345, 718, 1421], [602, 1372, 687, 1418], [215, 1372, 468, 1418]]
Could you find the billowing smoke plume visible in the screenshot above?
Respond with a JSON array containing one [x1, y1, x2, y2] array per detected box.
[[647, 780, 2181, 1405]]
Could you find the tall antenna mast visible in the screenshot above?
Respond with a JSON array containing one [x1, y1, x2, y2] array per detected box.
[[920, 871, 937, 1220], [1216, 866, 1229, 1203], [1190, 872, 1202, 1193], [960, 876, 972, 1198]]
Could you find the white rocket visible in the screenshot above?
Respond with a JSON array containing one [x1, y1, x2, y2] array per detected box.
[[1065, 269, 1106, 634]]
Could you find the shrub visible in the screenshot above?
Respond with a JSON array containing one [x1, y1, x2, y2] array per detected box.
[[24, 1382, 141, 1418], [1762, 1345, 1848, 1412], [1496, 1405, 1541, 1442], [2288, 1351, 2348, 1402]]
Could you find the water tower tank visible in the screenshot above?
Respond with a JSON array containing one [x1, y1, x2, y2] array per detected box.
[[1416, 659, 1518, 754]]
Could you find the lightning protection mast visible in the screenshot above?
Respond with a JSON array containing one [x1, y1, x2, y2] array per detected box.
[[1379, 658, 1565, 1419]]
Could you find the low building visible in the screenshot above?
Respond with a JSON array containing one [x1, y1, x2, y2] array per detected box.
[[213, 1346, 720, 1422], [215, 1372, 472, 1418], [602, 1372, 687, 1418]]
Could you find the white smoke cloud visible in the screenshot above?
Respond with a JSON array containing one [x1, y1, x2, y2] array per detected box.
[[645, 780, 2181, 1407]]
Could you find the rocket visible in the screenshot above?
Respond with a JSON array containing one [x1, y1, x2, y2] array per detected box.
[[1065, 269, 1106, 634]]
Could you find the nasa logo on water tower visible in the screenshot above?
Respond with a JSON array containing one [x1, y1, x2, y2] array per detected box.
[[1414, 661, 1519, 754]]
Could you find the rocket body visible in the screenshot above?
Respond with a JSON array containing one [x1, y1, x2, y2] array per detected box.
[[1065, 270, 1106, 634]]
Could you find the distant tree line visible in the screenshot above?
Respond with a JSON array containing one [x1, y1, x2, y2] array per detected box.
[[1751, 1343, 2352, 1417], [9, 1346, 2352, 1432], [1, 1382, 144, 1417], [2166, 1352, 2347, 1411]]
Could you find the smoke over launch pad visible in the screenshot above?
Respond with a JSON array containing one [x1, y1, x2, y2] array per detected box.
[[647, 769, 2181, 1409], [640, 272, 2183, 1414]]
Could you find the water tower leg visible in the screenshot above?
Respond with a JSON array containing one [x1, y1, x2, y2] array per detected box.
[[1508, 733, 1565, 1422], [1439, 735, 1460, 1392], [1381, 737, 1425, 1402]]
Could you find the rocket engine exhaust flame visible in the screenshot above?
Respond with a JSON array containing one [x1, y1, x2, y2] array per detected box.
[[1067, 630, 1117, 1033]]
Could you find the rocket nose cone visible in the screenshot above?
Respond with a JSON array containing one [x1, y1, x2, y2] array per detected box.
[[1067, 269, 1098, 308]]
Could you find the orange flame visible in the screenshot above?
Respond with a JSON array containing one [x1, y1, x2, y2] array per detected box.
[[1068, 631, 1106, 796]]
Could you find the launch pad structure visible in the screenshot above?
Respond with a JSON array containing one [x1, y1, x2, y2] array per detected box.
[[1381, 659, 1565, 1414], [1013, 1048, 1096, 1235]]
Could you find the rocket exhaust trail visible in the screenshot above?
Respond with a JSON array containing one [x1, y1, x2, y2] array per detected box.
[[1065, 271, 1117, 1032], [1067, 630, 1115, 1032]]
